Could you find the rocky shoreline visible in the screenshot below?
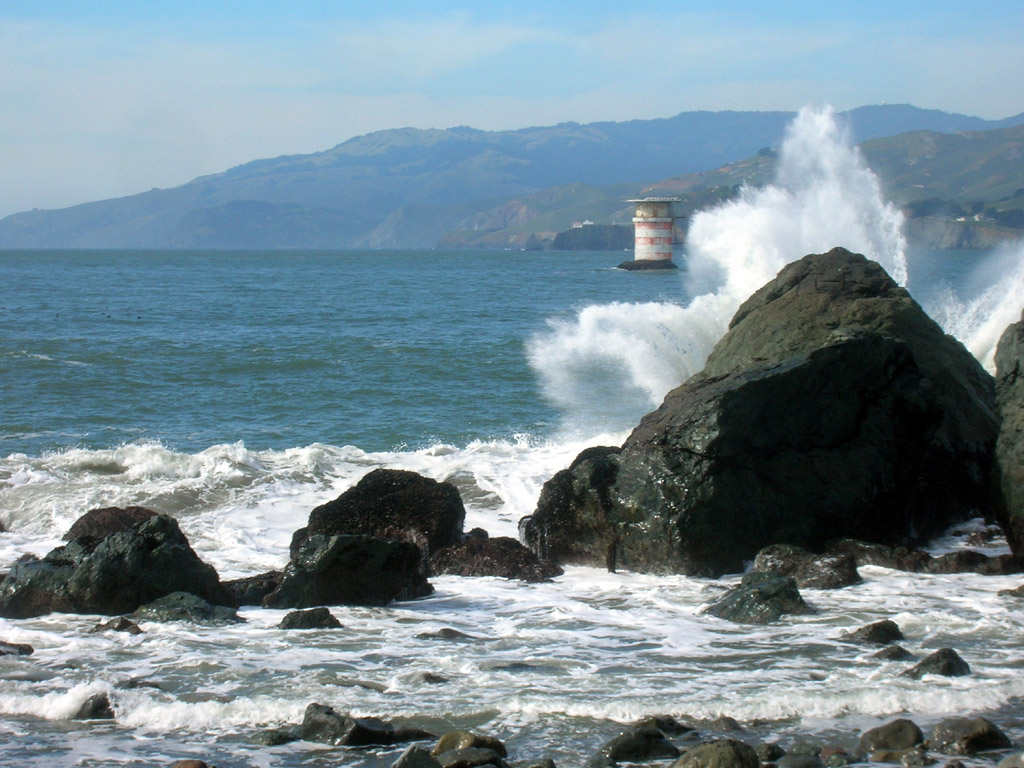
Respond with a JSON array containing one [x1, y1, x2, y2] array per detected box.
[[1, 247, 1023, 767]]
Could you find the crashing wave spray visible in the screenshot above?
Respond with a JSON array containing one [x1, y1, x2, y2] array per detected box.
[[930, 240, 1024, 372], [527, 105, 907, 436]]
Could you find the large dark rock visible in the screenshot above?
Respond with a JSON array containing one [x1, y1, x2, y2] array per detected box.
[[430, 534, 563, 582], [521, 249, 999, 577], [263, 534, 432, 609], [297, 469, 465, 560], [995, 309, 1024, 555], [841, 619, 904, 646], [0, 511, 232, 618], [703, 571, 816, 624], [278, 606, 342, 629]]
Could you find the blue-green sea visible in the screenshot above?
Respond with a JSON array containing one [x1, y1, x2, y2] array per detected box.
[[2, 108, 1024, 767]]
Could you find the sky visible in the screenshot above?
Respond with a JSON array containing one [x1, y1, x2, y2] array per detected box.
[[2, 1, 1023, 219]]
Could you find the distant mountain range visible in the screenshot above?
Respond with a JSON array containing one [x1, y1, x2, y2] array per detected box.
[[1, 104, 1022, 250]]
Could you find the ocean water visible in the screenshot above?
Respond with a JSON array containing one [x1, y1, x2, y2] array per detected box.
[[2, 107, 1024, 767]]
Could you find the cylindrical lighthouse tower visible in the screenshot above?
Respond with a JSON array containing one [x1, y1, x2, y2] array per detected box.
[[627, 197, 681, 269]]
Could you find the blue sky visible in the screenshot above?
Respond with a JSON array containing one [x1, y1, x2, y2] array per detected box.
[[2, 1, 1022, 218]]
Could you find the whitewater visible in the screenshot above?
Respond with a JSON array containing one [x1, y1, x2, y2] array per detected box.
[[1, 106, 1024, 766]]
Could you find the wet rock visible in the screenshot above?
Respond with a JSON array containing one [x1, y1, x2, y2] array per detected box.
[[414, 672, 448, 684], [820, 748, 854, 768], [926, 717, 1012, 755], [841, 619, 904, 646], [278, 606, 342, 629], [758, 743, 786, 762], [671, 738, 760, 768], [858, 719, 924, 754], [430, 535, 563, 582], [999, 583, 1024, 598], [753, 545, 861, 589], [777, 755, 822, 768], [170, 762, 209, 768], [874, 645, 915, 662], [869, 747, 934, 766], [301, 703, 433, 747], [902, 648, 970, 679], [434, 732, 508, 758], [995, 308, 1024, 555], [588, 725, 679, 767], [825, 540, 933, 572], [223, 571, 282, 606], [0, 512, 232, 618], [301, 703, 394, 746], [0, 640, 33, 656], [635, 715, 695, 736], [394, 745, 443, 768], [705, 716, 743, 733], [520, 761, 558, 768], [62, 506, 157, 542], [251, 727, 301, 746], [116, 677, 162, 690], [91, 616, 143, 634], [73, 691, 115, 720], [298, 468, 466, 560], [703, 572, 816, 624], [133, 591, 242, 625], [263, 534, 432, 609], [522, 250, 999, 577], [436, 747, 510, 768]]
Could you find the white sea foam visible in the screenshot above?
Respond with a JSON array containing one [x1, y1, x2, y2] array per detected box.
[[929, 240, 1024, 372], [528, 106, 908, 434]]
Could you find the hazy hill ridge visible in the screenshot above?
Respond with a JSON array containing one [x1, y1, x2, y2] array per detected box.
[[1, 104, 1022, 249]]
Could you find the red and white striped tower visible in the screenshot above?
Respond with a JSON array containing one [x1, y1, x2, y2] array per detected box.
[[629, 197, 681, 263]]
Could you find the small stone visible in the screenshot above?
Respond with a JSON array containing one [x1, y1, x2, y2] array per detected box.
[[859, 719, 924, 754], [416, 628, 478, 641], [171, 762, 209, 768], [92, 616, 143, 634], [758, 743, 787, 762], [278, 606, 342, 629], [841, 619, 904, 645], [436, 747, 510, 768], [671, 738, 760, 768], [874, 645, 915, 661], [434, 731, 508, 758], [73, 692, 115, 720], [393, 745, 443, 768], [0, 640, 34, 656]]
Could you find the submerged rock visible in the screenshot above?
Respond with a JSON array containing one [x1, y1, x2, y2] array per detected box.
[[521, 249, 999, 577], [73, 692, 115, 720], [91, 616, 143, 635], [0, 510, 232, 618], [703, 572, 816, 624], [0, 640, 33, 656], [433, 731, 507, 758]]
